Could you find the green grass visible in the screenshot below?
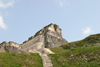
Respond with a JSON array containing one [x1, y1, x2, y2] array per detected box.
[[49, 34, 100, 67], [0, 53, 43, 67], [49, 47, 100, 67], [61, 34, 100, 49]]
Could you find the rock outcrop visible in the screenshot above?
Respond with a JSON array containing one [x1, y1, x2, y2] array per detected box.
[[0, 41, 28, 54], [0, 23, 68, 67], [0, 23, 68, 53], [21, 23, 68, 51]]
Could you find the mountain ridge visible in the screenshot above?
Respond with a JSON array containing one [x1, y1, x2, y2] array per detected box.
[[0, 23, 67, 54], [0, 23, 100, 67]]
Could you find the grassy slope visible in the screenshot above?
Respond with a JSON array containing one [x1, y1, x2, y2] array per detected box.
[[0, 53, 43, 67], [49, 34, 100, 67]]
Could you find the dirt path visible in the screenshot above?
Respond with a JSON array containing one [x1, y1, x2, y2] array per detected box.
[[29, 42, 54, 67], [39, 50, 53, 67]]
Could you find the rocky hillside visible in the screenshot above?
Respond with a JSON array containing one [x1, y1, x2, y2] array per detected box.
[[1, 23, 100, 67], [0, 23, 67, 67], [61, 33, 100, 49], [0, 23, 67, 54], [21, 23, 67, 51], [49, 33, 100, 67], [0, 41, 28, 54]]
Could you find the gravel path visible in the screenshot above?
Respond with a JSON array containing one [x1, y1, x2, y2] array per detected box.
[[39, 50, 53, 67], [29, 42, 54, 67]]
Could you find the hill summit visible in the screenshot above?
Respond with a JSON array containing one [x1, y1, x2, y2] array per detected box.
[[21, 23, 67, 51], [0, 23, 68, 67], [0, 23, 68, 53]]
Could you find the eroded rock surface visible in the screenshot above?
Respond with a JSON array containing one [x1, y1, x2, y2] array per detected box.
[[20, 23, 68, 67], [28, 41, 54, 67], [0, 23, 68, 67], [0, 41, 28, 54], [21, 23, 68, 50], [0, 23, 67, 53]]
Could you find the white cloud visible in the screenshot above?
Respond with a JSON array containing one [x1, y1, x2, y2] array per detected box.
[[55, 0, 70, 7], [82, 27, 92, 34], [59, 1, 63, 6], [0, 16, 7, 30], [0, 0, 16, 30], [0, 0, 14, 8]]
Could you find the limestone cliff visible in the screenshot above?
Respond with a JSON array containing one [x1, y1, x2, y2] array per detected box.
[[0, 23, 68, 53], [0, 41, 28, 54], [21, 23, 68, 51]]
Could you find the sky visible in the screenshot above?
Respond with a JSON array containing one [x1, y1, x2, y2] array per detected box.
[[0, 0, 100, 44]]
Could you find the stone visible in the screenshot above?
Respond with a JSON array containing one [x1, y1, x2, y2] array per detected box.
[[28, 36, 34, 41], [0, 41, 28, 54], [21, 23, 68, 51], [0, 23, 68, 54], [23, 40, 28, 44], [0, 23, 68, 67]]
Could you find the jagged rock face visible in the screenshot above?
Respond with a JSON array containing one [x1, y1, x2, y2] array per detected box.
[[21, 23, 68, 51], [0, 23, 68, 53], [21, 35, 44, 51], [44, 31, 67, 48], [35, 23, 68, 48], [34, 23, 62, 38], [0, 41, 28, 54]]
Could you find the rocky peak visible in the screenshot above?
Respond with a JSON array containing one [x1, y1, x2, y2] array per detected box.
[[34, 23, 62, 38], [0, 23, 68, 53], [21, 23, 68, 50]]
